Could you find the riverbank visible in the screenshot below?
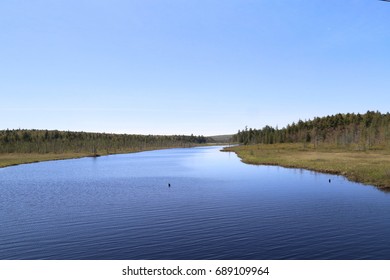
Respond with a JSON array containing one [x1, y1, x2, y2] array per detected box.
[[0, 152, 93, 168], [0, 143, 227, 169], [223, 143, 390, 190], [0, 147, 183, 168]]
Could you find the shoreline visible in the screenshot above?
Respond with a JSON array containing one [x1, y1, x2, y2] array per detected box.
[[0, 148, 175, 169], [223, 144, 390, 191], [0, 143, 226, 169], [4, 143, 388, 191], [0, 152, 115, 169]]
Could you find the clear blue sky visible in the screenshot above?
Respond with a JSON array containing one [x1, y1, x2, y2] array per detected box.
[[1, 0, 389, 136]]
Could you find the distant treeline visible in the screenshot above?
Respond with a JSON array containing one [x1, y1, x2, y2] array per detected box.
[[233, 111, 390, 149], [0, 129, 209, 154]]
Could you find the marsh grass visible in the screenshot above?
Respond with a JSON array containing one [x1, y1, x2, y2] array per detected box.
[[224, 143, 390, 190], [0, 153, 93, 168]]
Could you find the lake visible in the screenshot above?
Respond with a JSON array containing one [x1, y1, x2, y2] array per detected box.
[[1, 146, 390, 259]]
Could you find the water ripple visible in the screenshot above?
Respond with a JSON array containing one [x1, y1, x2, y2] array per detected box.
[[1, 146, 390, 259]]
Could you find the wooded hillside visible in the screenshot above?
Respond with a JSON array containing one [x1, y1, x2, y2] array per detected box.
[[0, 130, 208, 155], [233, 111, 390, 149]]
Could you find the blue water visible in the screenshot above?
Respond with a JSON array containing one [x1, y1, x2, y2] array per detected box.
[[1, 146, 390, 259]]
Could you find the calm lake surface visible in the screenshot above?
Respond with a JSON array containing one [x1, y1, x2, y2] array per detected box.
[[1, 146, 390, 259]]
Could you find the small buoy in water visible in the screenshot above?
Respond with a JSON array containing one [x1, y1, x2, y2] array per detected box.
[[168, 183, 171, 187], [329, 179, 331, 183]]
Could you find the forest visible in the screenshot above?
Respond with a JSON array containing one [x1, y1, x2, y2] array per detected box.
[[0, 129, 209, 155], [233, 111, 390, 149]]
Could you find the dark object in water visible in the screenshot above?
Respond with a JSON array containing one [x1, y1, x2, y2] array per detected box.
[[88, 154, 101, 158], [329, 179, 331, 183], [168, 183, 171, 187]]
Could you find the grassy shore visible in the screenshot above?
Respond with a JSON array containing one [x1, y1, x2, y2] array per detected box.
[[0, 143, 224, 169], [0, 147, 183, 168], [0, 152, 94, 168], [224, 143, 390, 190]]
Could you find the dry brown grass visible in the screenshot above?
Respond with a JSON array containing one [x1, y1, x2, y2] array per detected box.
[[224, 143, 390, 190], [0, 153, 93, 168]]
